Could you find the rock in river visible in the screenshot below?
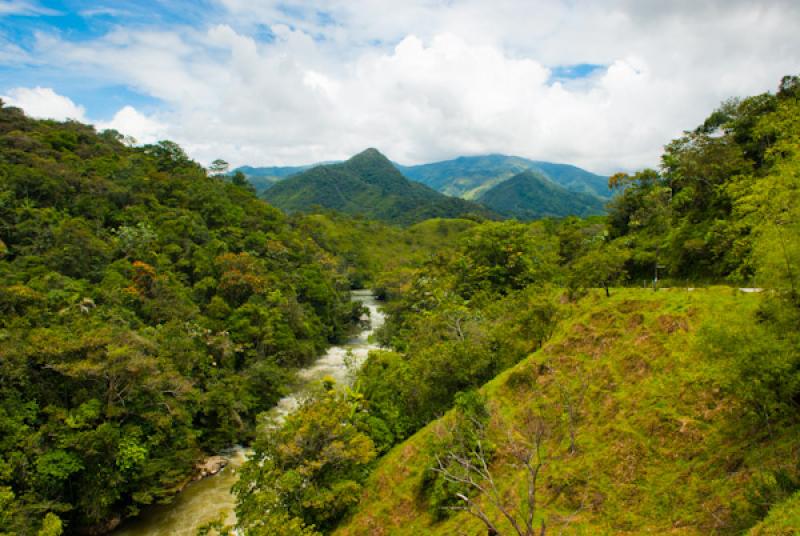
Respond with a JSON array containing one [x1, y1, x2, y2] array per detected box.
[[195, 456, 228, 479]]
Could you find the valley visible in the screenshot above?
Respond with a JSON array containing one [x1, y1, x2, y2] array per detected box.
[[1, 70, 799, 536]]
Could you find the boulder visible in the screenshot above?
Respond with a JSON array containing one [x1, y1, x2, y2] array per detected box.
[[194, 455, 228, 479]]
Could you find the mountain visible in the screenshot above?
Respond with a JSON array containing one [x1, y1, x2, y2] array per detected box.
[[397, 154, 610, 199], [262, 148, 495, 225], [477, 169, 607, 220], [233, 164, 318, 191], [236, 154, 610, 200]]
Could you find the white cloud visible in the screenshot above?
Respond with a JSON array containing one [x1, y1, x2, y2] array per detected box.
[[96, 105, 167, 144], [11, 1, 800, 173], [3, 87, 165, 145], [2, 87, 86, 121]]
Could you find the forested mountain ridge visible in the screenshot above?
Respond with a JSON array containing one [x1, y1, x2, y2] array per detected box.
[[263, 148, 495, 225], [477, 169, 606, 220], [238, 154, 609, 202], [396, 154, 610, 199], [0, 102, 360, 534], [231, 164, 317, 192]]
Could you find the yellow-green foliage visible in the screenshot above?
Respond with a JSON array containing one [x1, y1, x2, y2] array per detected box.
[[295, 213, 477, 288], [335, 288, 799, 535], [749, 491, 800, 535]]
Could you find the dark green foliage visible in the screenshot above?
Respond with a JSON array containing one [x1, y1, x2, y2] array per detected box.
[[233, 164, 320, 193], [0, 104, 354, 533], [605, 75, 800, 282], [229, 170, 256, 194], [453, 220, 561, 297], [698, 296, 800, 429], [360, 266, 561, 446], [477, 169, 606, 220], [263, 148, 496, 225]]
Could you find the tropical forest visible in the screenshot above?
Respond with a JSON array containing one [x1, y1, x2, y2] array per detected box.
[[1, 3, 800, 536]]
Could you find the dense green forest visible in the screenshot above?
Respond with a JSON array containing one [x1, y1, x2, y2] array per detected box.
[[230, 76, 800, 535], [238, 155, 608, 202], [1, 74, 799, 536], [0, 102, 366, 534], [263, 149, 495, 225], [477, 169, 606, 220]]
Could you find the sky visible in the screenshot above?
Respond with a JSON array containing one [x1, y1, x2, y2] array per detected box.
[[1, 0, 798, 173]]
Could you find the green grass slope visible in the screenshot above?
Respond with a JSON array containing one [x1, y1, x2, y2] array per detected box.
[[749, 491, 800, 535], [264, 149, 494, 225], [477, 169, 607, 220], [335, 288, 798, 535]]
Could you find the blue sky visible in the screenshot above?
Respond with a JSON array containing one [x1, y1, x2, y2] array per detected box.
[[2, 1, 605, 121], [2, 0, 798, 172], [0, 0, 219, 118]]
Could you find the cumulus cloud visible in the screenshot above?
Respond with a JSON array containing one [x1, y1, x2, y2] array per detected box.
[[9, 0, 800, 173], [3, 87, 165, 145], [96, 105, 167, 144], [2, 87, 86, 121]]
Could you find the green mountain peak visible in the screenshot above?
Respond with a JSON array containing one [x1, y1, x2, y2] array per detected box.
[[263, 148, 495, 225], [477, 169, 606, 220]]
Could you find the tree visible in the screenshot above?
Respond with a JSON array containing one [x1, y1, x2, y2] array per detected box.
[[209, 159, 229, 176], [234, 380, 376, 534], [455, 221, 560, 298], [433, 407, 550, 536], [568, 241, 630, 297], [230, 171, 256, 194], [732, 96, 800, 299], [142, 140, 193, 172]]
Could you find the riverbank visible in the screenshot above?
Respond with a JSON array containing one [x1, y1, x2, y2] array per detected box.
[[111, 291, 384, 536]]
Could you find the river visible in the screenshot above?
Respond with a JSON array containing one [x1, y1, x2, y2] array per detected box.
[[112, 290, 384, 536]]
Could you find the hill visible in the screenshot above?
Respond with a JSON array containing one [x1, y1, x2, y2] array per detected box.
[[477, 169, 607, 220], [397, 154, 610, 199], [262, 148, 495, 225], [232, 164, 316, 191], [236, 154, 610, 200], [334, 288, 798, 535], [233, 75, 800, 536]]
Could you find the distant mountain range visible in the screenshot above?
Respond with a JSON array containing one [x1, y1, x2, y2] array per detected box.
[[477, 169, 606, 220], [234, 164, 319, 191], [396, 154, 610, 200], [238, 151, 610, 223], [262, 149, 495, 225]]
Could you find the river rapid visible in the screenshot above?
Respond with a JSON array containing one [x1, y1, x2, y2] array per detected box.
[[112, 290, 384, 536]]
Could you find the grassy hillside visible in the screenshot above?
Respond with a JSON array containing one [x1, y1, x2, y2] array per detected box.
[[397, 155, 610, 200], [264, 149, 494, 225], [478, 169, 606, 220], [335, 288, 798, 535]]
